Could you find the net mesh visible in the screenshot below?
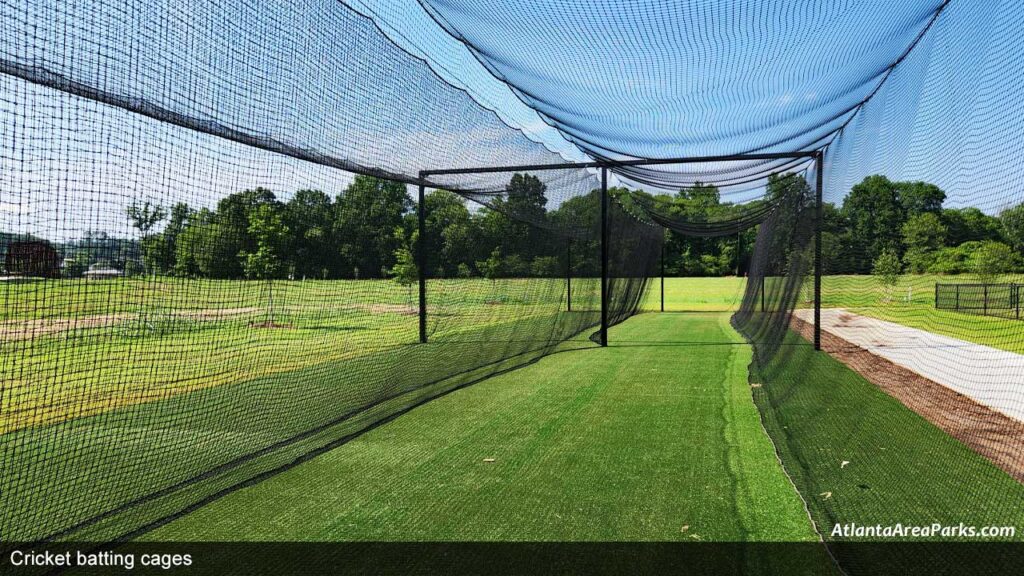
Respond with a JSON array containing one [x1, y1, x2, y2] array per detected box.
[[3, 0, 1024, 572]]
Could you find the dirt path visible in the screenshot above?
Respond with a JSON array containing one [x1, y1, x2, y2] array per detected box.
[[790, 310, 1024, 482], [0, 307, 261, 342]]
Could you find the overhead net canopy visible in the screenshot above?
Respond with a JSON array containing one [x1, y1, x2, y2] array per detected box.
[[3, 0, 1024, 570]]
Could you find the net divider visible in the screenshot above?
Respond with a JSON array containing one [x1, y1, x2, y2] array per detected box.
[[419, 151, 825, 348]]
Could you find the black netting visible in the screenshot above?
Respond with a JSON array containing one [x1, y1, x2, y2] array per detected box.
[[4, 0, 1024, 572]]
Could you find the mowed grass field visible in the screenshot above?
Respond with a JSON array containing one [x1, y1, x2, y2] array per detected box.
[[146, 312, 822, 545], [817, 274, 1024, 354], [0, 277, 601, 432], [641, 276, 746, 311], [639, 273, 1024, 353]]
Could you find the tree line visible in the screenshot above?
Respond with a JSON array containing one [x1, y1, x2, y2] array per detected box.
[[14, 172, 1020, 281], [126, 174, 586, 281], [822, 175, 1024, 280]]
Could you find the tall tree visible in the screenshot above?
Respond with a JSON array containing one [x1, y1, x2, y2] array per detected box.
[[942, 207, 1001, 246], [902, 212, 947, 273], [127, 200, 167, 275], [242, 204, 289, 281], [285, 189, 336, 278], [175, 209, 239, 278], [896, 181, 945, 217], [242, 203, 290, 326], [334, 176, 412, 278], [388, 227, 419, 306], [215, 187, 280, 277], [421, 190, 475, 278], [999, 203, 1024, 252], [842, 175, 904, 272]]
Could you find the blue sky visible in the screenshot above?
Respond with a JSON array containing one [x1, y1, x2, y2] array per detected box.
[[3, 0, 1024, 241]]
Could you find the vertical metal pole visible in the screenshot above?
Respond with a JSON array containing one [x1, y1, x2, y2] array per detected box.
[[984, 284, 988, 316], [814, 152, 823, 351], [761, 275, 765, 312], [418, 176, 427, 344], [660, 239, 665, 313], [600, 167, 609, 347], [566, 237, 572, 312], [736, 231, 741, 276], [934, 283, 938, 310], [1016, 284, 1020, 320]]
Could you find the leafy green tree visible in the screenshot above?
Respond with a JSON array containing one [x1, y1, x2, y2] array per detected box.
[[903, 212, 947, 252], [127, 201, 167, 236], [422, 190, 475, 278], [999, 204, 1024, 252], [872, 248, 902, 295], [335, 176, 411, 278], [503, 254, 529, 277], [127, 201, 167, 275], [530, 255, 560, 277], [207, 188, 281, 277], [477, 247, 502, 285], [242, 204, 289, 280], [902, 212, 947, 273], [175, 212, 239, 278], [242, 203, 289, 326], [971, 241, 1020, 283], [896, 181, 945, 217], [478, 174, 551, 265], [504, 173, 548, 222], [843, 175, 904, 271], [550, 190, 600, 275], [285, 189, 336, 278], [389, 228, 419, 306], [140, 234, 167, 275], [158, 202, 192, 274], [676, 181, 721, 214], [819, 202, 850, 274], [942, 207, 1001, 246], [926, 242, 978, 275]]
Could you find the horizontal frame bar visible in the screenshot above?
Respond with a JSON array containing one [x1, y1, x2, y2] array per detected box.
[[421, 151, 821, 177]]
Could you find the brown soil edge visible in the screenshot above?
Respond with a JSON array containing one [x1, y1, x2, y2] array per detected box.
[[790, 315, 1024, 483]]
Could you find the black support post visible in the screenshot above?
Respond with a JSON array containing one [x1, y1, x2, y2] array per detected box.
[[566, 237, 572, 312], [600, 167, 609, 347], [814, 152, 823, 351], [736, 231, 742, 276], [660, 240, 665, 312], [418, 176, 427, 344]]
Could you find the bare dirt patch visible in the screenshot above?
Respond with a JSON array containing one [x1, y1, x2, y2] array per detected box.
[[249, 320, 295, 329], [342, 303, 419, 315], [790, 315, 1024, 482], [0, 314, 131, 341], [1, 307, 263, 342], [178, 307, 261, 320]]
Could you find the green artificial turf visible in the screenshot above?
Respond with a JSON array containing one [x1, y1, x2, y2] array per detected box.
[[144, 312, 818, 543], [754, 330, 1024, 573], [758, 330, 1024, 535]]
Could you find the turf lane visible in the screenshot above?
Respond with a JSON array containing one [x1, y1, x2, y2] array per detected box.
[[145, 312, 817, 543]]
